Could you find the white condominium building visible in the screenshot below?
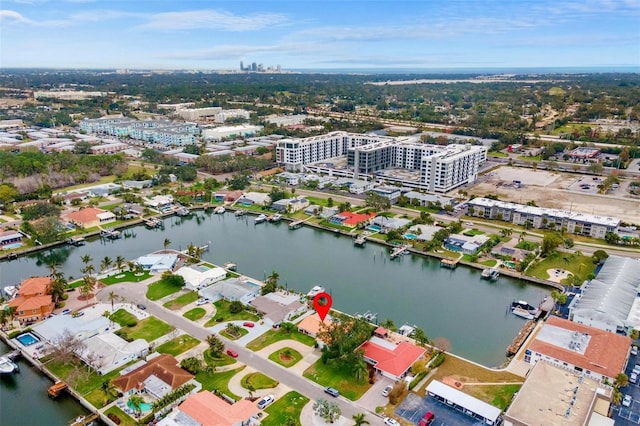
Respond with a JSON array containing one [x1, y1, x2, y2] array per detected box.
[[276, 132, 487, 192], [176, 107, 222, 121]]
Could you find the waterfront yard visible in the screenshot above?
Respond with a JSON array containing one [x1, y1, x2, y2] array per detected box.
[[526, 251, 595, 283], [100, 271, 151, 285], [303, 360, 370, 400], [163, 291, 198, 310], [203, 300, 260, 327], [183, 307, 206, 321], [463, 383, 522, 410], [268, 347, 303, 367], [103, 406, 137, 426], [146, 278, 183, 301], [115, 316, 174, 342], [156, 335, 200, 356], [261, 391, 309, 426], [240, 372, 279, 390], [195, 366, 245, 400], [246, 328, 316, 351]]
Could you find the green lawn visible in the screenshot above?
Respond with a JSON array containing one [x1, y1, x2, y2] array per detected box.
[[462, 229, 485, 236], [220, 327, 249, 340], [261, 391, 310, 426], [526, 252, 596, 283], [109, 308, 138, 327], [195, 367, 245, 401], [203, 349, 238, 367], [156, 335, 200, 356], [268, 347, 303, 368], [203, 300, 260, 327], [240, 372, 279, 389], [183, 307, 206, 321], [518, 155, 543, 162], [303, 360, 371, 401], [163, 291, 198, 310], [515, 240, 539, 251], [464, 384, 522, 410], [103, 406, 137, 426], [480, 259, 498, 267], [101, 271, 151, 285], [116, 316, 174, 342], [246, 328, 316, 351], [146, 279, 183, 301], [487, 151, 508, 158]]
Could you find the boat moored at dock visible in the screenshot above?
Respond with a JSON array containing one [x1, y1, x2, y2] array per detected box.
[[254, 214, 268, 224], [481, 268, 500, 280], [234, 209, 246, 217], [307, 285, 325, 297], [269, 213, 282, 222], [0, 356, 19, 374], [214, 206, 226, 214], [510, 300, 539, 319], [223, 262, 237, 271]]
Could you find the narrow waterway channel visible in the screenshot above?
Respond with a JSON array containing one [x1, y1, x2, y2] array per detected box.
[[2, 211, 549, 367]]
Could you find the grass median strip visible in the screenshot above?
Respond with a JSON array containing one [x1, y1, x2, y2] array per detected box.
[[246, 328, 315, 351]]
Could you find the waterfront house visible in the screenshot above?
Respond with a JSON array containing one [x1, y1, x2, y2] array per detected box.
[[198, 278, 260, 305], [304, 204, 338, 218], [158, 390, 260, 426], [213, 190, 243, 203], [331, 211, 377, 228], [8, 277, 54, 324], [358, 335, 426, 381], [78, 332, 149, 375], [175, 264, 226, 291], [0, 230, 22, 249], [298, 313, 333, 346], [271, 197, 310, 213], [136, 253, 178, 274], [33, 314, 114, 343], [524, 316, 631, 382], [62, 207, 116, 229], [444, 233, 489, 255], [249, 291, 306, 325], [112, 354, 198, 399], [145, 195, 174, 211], [237, 192, 271, 207], [503, 361, 612, 426], [372, 216, 411, 233]]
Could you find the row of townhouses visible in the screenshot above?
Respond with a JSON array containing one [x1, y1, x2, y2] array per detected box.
[[466, 197, 620, 238], [275, 131, 487, 193]]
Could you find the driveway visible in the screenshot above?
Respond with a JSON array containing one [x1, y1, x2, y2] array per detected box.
[[357, 375, 395, 413], [614, 352, 640, 425]]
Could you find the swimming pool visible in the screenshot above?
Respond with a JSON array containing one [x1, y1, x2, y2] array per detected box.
[[128, 399, 153, 412], [2, 242, 23, 250], [368, 225, 382, 232], [16, 332, 40, 346], [245, 281, 261, 288], [403, 233, 418, 239]]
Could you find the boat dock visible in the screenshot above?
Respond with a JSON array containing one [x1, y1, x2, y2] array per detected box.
[[69, 412, 99, 426], [99, 227, 121, 239], [390, 244, 411, 259], [66, 236, 86, 246], [48, 381, 68, 398], [440, 258, 459, 268], [143, 217, 163, 228], [506, 320, 537, 356], [289, 219, 305, 229], [353, 234, 367, 246]]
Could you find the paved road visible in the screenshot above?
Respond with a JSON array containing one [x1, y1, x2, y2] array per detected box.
[[96, 281, 371, 420]]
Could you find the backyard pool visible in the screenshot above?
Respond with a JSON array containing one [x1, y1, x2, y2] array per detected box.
[[2, 242, 23, 250], [128, 399, 153, 412], [368, 225, 382, 232], [403, 233, 418, 239], [16, 332, 40, 346]]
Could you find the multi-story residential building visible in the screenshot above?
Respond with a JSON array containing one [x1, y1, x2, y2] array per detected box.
[[79, 117, 199, 147], [34, 90, 105, 100], [466, 197, 620, 238], [213, 109, 250, 123], [176, 107, 222, 121], [276, 131, 487, 192]]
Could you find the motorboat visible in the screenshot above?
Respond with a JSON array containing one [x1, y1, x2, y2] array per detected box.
[[510, 300, 539, 319], [0, 356, 18, 374], [234, 209, 246, 217], [307, 286, 325, 297], [3, 286, 18, 300], [511, 306, 535, 320], [223, 262, 237, 271], [214, 206, 226, 214], [481, 268, 500, 280], [255, 214, 268, 224], [269, 213, 282, 222]]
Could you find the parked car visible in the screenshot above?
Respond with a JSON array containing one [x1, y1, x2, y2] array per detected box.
[[419, 411, 435, 426], [61, 308, 71, 315], [381, 385, 393, 397], [71, 311, 84, 318], [632, 346, 638, 356], [226, 349, 238, 358], [630, 372, 638, 384], [632, 365, 640, 376], [257, 394, 275, 409], [136, 303, 146, 310], [383, 418, 400, 426], [243, 321, 255, 328], [624, 395, 633, 407], [324, 387, 339, 397], [195, 298, 209, 306]]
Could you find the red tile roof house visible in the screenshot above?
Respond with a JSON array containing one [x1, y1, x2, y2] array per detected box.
[[112, 354, 199, 400], [359, 335, 427, 381], [525, 316, 631, 382], [158, 390, 260, 426], [8, 276, 54, 324], [62, 207, 116, 229], [335, 211, 377, 228]]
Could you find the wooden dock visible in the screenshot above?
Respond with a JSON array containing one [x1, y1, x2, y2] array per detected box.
[[69, 412, 99, 426], [353, 234, 367, 246], [440, 258, 459, 268], [390, 245, 410, 259], [142, 217, 163, 228], [48, 381, 68, 398], [289, 220, 305, 230], [67, 236, 85, 246], [506, 320, 537, 356], [99, 227, 121, 239]]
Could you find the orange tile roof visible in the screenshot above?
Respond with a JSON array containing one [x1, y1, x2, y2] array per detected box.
[[338, 211, 377, 226], [179, 391, 259, 426], [112, 354, 194, 393], [360, 338, 426, 378], [9, 295, 53, 312], [18, 276, 52, 296], [63, 207, 109, 225], [298, 313, 333, 336], [528, 316, 631, 379]]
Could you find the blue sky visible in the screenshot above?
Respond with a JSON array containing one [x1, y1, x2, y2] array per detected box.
[[1, 0, 639, 70]]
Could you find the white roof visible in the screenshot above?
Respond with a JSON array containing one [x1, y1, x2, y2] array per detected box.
[[426, 380, 501, 421], [175, 265, 226, 288], [32, 315, 111, 342]]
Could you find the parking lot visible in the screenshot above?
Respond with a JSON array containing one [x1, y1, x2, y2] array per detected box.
[[614, 350, 640, 425], [395, 393, 483, 426]]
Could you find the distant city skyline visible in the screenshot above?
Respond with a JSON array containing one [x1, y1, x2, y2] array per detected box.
[[1, 0, 639, 70]]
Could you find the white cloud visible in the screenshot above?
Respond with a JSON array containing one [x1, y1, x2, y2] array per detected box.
[[138, 9, 288, 31], [0, 9, 35, 24], [158, 42, 324, 60]]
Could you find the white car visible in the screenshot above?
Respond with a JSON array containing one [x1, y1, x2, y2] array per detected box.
[[623, 394, 633, 407], [631, 373, 638, 384], [257, 394, 275, 409], [632, 346, 638, 356], [382, 385, 393, 397], [383, 418, 400, 426], [195, 298, 209, 306]]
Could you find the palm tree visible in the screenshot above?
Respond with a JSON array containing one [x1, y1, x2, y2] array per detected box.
[[50, 272, 67, 306], [115, 255, 125, 272], [101, 380, 117, 404], [353, 358, 368, 382], [80, 254, 93, 266], [267, 270, 279, 285], [128, 395, 144, 418], [127, 261, 135, 273], [352, 413, 370, 426], [163, 238, 171, 251], [615, 372, 629, 389], [108, 291, 119, 312], [80, 274, 96, 306], [100, 256, 112, 273]]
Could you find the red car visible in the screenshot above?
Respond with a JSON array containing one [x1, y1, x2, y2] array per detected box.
[[243, 321, 255, 328], [226, 349, 238, 358]]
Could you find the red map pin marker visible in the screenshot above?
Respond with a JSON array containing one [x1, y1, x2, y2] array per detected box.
[[313, 292, 332, 322]]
